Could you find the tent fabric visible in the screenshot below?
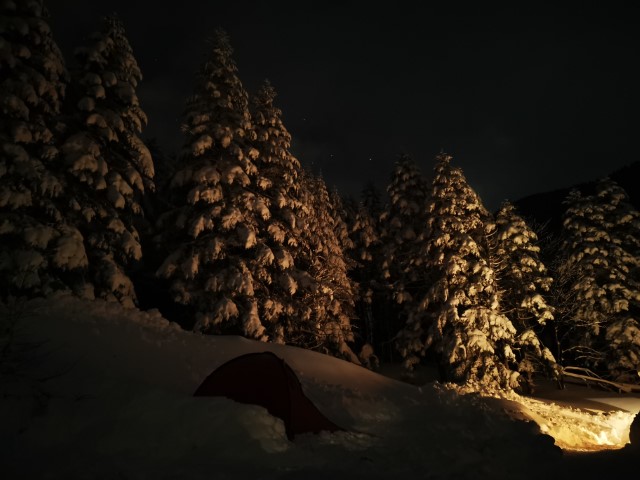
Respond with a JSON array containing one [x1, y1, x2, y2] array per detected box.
[[194, 351, 344, 440]]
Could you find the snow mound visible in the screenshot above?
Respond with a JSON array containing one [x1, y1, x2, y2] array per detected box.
[[1, 296, 637, 479]]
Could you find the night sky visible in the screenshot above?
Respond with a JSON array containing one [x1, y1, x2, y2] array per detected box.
[[49, 2, 639, 210]]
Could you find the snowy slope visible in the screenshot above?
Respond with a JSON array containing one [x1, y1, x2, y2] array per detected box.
[[1, 296, 638, 479]]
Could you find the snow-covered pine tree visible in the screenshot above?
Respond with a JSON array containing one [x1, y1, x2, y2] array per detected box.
[[379, 154, 428, 284], [361, 181, 383, 222], [145, 138, 176, 200], [250, 81, 359, 361], [248, 80, 302, 341], [60, 15, 154, 307], [353, 181, 386, 362], [296, 171, 359, 362], [0, 0, 88, 298], [329, 187, 355, 254], [249, 79, 341, 349], [340, 193, 359, 259], [355, 184, 385, 291], [346, 196, 382, 365], [396, 153, 520, 390], [493, 201, 558, 388], [559, 179, 640, 382], [378, 154, 429, 359], [555, 189, 596, 364], [156, 29, 269, 339], [139, 137, 175, 236]]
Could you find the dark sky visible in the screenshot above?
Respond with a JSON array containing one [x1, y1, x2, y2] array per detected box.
[[49, 2, 639, 210]]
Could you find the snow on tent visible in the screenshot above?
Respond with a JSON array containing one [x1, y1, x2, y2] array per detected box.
[[194, 351, 344, 440]]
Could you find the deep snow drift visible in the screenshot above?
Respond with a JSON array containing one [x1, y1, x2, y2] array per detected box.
[[1, 296, 638, 479]]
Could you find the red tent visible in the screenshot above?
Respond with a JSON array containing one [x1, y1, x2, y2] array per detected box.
[[194, 351, 344, 440]]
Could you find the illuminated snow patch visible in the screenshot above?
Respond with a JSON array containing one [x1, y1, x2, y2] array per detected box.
[[511, 395, 636, 452]]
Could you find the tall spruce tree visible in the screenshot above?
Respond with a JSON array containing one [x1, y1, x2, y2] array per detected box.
[[396, 153, 520, 390], [60, 16, 154, 307], [378, 154, 429, 359], [329, 187, 355, 254], [143, 137, 176, 221], [250, 82, 358, 360], [0, 0, 87, 298], [380, 154, 428, 286], [346, 198, 382, 365], [156, 29, 268, 338], [296, 171, 359, 362], [361, 181, 383, 221], [356, 182, 386, 361], [559, 179, 640, 382], [248, 80, 303, 342], [248, 80, 339, 350], [338, 185, 384, 355], [493, 201, 558, 387]]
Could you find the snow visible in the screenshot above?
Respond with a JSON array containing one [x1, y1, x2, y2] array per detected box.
[[280, 273, 298, 294], [23, 224, 56, 249], [120, 230, 143, 261], [2, 142, 29, 164], [52, 227, 88, 269], [62, 132, 100, 173], [191, 134, 214, 156], [275, 248, 294, 269], [237, 222, 257, 248], [130, 134, 154, 177], [242, 300, 267, 340], [2, 296, 639, 479], [11, 123, 32, 143], [2, 93, 30, 120], [222, 164, 250, 186], [268, 223, 286, 243], [254, 197, 271, 219], [77, 96, 95, 112]]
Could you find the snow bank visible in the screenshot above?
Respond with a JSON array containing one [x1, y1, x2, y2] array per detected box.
[[1, 296, 637, 479]]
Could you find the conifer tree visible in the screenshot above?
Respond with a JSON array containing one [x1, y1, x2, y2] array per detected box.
[[396, 153, 520, 390], [353, 182, 386, 361], [493, 201, 557, 386], [248, 80, 301, 341], [60, 15, 154, 307], [560, 179, 640, 381], [361, 181, 383, 221], [156, 40, 359, 361], [329, 187, 355, 254], [0, 0, 87, 298], [140, 138, 174, 247], [378, 154, 429, 357], [296, 171, 359, 362], [379, 154, 428, 286], [156, 29, 267, 338], [250, 82, 358, 360], [347, 198, 382, 363], [248, 80, 329, 347], [145, 138, 176, 201]]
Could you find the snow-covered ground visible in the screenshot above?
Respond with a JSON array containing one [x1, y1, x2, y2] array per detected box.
[[1, 296, 638, 479]]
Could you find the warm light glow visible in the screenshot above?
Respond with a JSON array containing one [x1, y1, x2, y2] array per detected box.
[[511, 396, 637, 452]]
